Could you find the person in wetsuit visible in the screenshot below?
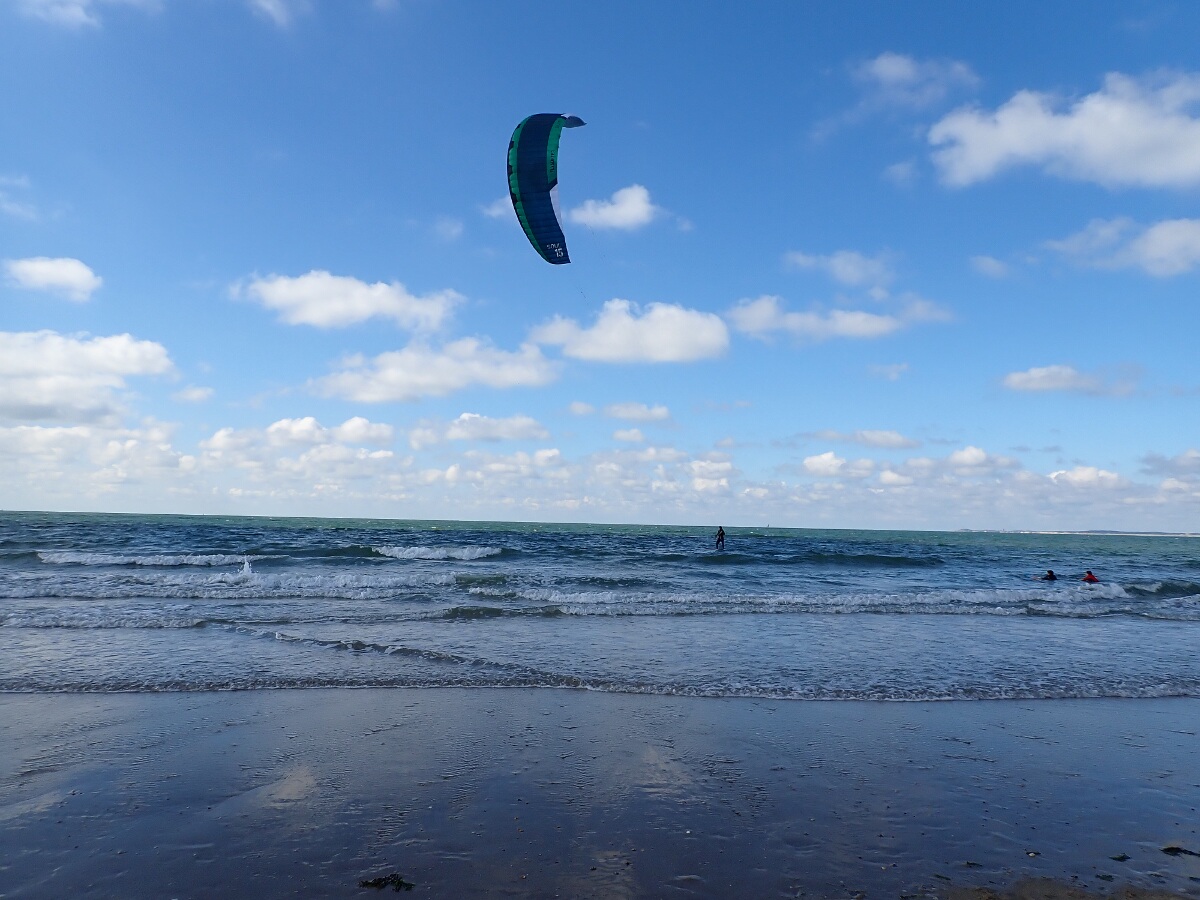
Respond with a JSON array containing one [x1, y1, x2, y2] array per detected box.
[[1040, 569, 1058, 581], [715, 526, 726, 551], [1082, 570, 1099, 583]]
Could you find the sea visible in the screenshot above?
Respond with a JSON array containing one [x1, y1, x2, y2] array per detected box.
[[2, 510, 1199, 701]]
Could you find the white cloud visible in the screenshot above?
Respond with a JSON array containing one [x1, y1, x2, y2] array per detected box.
[[1124, 219, 1200, 275], [1048, 217, 1200, 277], [785, 249, 894, 295], [869, 363, 909, 381], [1003, 365, 1099, 393], [605, 402, 670, 422], [568, 401, 595, 416], [5, 257, 102, 301], [0, 331, 173, 423], [613, 428, 644, 443], [947, 446, 989, 468], [313, 339, 557, 402], [0, 176, 38, 220], [568, 185, 660, 230], [879, 470, 914, 486], [811, 429, 920, 449], [444, 413, 548, 443], [854, 52, 979, 110], [728, 295, 900, 341], [1141, 448, 1200, 479], [239, 270, 460, 330], [172, 386, 213, 403], [265, 416, 393, 446], [929, 71, 1200, 188], [1050, 466, 1123, 488], [1002, 364, 1137, 396], [531, 299, 728, 363], [804, 451, 845, 477], [883, 160, 918, 186], [249, 0, 308, 27], [971, 255, 1010, 278], [16, 0, 159, 27], [435, 217, 464, 241], [481, 197, 511, 219]]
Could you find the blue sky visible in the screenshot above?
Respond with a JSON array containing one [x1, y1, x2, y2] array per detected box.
[[2, 0, 1198, 530]]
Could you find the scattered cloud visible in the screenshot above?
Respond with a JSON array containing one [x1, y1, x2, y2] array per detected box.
[[853, 52, 980, 110], [613, 428, 644, 443], [568, 401, 594, 416], [239, 270, 460, 330], [5, 257, 102, 302], [481, 197, 512, 219], [1047, 217, 1200, 276], [869, 363, 909, 381], [266, 415, 393, 446], [312, 339, 557, 403], [249, 0, 309, 27], [0, 176, 38, 220], [785, 249, 895, 297], [531, 299, 728, 363], [15, 0, 159, 28], [1002, 364, 1138, 396], [809, 429, 921, 449], [605, 402, 670, 422], [172, 386, 213, 403], [435, 216, 464, 241], [1049, 466, 1123, 488], [1141, 448, 1200, 480], [817, 53, 978, 138], [971, 255, 1010, 278], [883, 160, 918, 186], [568, 185, 660, 230], [930, 71, 1200, 188], [728, 295, 947, 343], [410, 413, 550, 447], [0, 330, 173, 424]]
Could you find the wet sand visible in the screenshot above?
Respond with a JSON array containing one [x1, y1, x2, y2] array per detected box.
[[1, 690, 1198, 898]]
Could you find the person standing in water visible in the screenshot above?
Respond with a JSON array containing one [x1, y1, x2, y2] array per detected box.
[[715, 526, 726, 551], [1082, 570, 1099, 583], [1040, 569, 1058, 581]]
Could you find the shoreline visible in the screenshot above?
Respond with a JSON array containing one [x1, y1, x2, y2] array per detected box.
[[3, 690, 1199, 898]]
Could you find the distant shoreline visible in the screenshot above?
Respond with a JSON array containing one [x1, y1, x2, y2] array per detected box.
[[3, 507, 1198, 538]]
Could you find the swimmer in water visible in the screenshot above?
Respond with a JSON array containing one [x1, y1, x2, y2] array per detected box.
[[1040, 569, 1058, 581], [1082, 570, 1099, 583]]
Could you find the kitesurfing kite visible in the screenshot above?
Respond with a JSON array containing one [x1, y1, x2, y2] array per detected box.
[[508, 113, 586, 264]]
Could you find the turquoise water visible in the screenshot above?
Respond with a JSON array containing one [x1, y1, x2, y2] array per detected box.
[[2, 511, 1199, 699]]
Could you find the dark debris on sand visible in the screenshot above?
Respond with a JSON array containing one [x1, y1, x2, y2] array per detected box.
[[944, 877, 1189, 899], [358, 872, 415, 892]]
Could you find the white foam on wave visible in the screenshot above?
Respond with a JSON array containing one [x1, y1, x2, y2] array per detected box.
[[375, 545, 501, 561], [38, 551, 263, 568]]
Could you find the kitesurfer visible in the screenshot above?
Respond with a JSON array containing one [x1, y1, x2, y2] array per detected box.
[[715, 526, 726, 551]]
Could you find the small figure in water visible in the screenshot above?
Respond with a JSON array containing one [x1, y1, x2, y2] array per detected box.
[[1040, 569, 1058, 581], [715, 526, 726, 551], [1082, 570, 1099, 583]]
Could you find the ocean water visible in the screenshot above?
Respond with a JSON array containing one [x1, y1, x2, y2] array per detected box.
[[2, 511, 1199, 700]]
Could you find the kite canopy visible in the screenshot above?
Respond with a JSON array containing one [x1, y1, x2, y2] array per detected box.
[[508, 113, 586, 264]]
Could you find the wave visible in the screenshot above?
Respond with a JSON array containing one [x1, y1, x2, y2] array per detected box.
[[436, 604, 566, 620], [374, 545, 502, 561], [37, 551, 265, 568], [7, 673, 1197, 701]]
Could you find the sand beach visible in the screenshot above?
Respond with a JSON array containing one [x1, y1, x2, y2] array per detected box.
[[2, 689, 1198, 898]]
